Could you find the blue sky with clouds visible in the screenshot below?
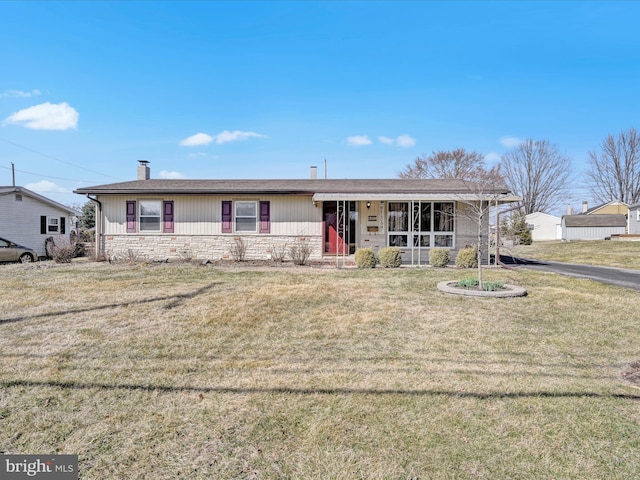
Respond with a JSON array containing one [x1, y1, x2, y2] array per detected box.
[[1, 1, 639, 212]]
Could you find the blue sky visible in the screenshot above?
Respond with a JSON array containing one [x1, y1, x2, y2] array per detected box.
[[1, 1, 639, 213]]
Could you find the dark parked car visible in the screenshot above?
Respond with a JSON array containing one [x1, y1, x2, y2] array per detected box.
[[0, 237, 38, 263]]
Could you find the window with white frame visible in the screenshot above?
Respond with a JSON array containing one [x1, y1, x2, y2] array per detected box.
[[48, 217, 59, 233], [387, 201, 454, 248], [139, 200, 162, 232], [235, 201, 257, 232]]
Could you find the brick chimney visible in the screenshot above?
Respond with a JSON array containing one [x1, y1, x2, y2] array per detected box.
[[137, 160, 150, 180]]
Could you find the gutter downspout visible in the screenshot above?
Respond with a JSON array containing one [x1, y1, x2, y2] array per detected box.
[[85, 195, 103, 260]]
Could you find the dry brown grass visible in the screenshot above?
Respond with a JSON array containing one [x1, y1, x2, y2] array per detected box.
[[509, 240, 640, 269], [1, 259, 640, 479]]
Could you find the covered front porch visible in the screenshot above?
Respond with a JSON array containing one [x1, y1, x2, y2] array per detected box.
[[314, 192, 519, 266]]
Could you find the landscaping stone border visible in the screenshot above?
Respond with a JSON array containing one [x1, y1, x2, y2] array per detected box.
[[437, 281, 527, 298]]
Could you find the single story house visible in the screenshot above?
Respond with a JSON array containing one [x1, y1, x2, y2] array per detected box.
[[561, 214, 627, 241], [525, 212, 561, 241], [74, 161, 520, 265], [0, 186, 78, 257], [629, 204, 640, 235]]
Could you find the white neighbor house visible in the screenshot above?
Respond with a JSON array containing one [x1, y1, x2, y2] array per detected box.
[[0, 186, 78, 257], [74, 162, 520, 265], [629, 204, 640, 234], [525, 212, 561, 241]]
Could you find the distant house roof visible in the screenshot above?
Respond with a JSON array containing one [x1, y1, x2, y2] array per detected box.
[[563, 214, 627, 227], [74, 178, 520, 202], [585, 200, 629, 215], [0, 186, 78, 215]]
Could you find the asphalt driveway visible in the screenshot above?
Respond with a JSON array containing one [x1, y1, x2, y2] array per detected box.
[[499, 255, 640, 291]]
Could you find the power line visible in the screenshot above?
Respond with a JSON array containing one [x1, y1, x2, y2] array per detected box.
[[0, 164, 103, 184], [0, 136, 123, 181]]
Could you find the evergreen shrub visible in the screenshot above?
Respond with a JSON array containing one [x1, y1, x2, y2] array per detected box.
[[429, 248, 450, 267], [378, 247, 402, 268]]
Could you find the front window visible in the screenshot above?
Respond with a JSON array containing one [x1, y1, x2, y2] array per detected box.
[[387, 201, 454, 248], [235, 201, 257, 232], [48, 217, 59, 233], [139, 200, 162, 232]]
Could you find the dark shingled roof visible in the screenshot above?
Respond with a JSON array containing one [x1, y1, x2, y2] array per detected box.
[[563, 214, 627, 227], [74, 178, 512, 196]]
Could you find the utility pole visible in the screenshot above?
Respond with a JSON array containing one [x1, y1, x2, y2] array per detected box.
[[11, 162, 15, 187]]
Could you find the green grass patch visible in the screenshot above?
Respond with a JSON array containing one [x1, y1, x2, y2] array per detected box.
[[1, 260, 639, 478]]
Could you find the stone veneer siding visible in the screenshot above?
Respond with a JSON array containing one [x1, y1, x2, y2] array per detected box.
[[104, 234, 323, 261]]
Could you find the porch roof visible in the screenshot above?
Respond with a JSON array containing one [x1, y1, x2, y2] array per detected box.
[[312, 192, 521, 202]]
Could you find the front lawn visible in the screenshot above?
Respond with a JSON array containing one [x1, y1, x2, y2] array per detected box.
[[1, 260, 639, 478], [509, 240, 640, 269]]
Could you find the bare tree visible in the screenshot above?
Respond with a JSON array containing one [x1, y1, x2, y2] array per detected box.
[[399, 149, 492, 180], [586, 128, 640, 205], [455, 178, 513, 290], [501, 139, 572, 215]]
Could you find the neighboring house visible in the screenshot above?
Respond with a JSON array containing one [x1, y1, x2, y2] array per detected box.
[[629, 204, 640, 235], [583, 200, 629, 216], [525, 212, 561, 241], [561, 214, 627, 241], [0, 186, 78, 257], [74, 162, 520, 264]]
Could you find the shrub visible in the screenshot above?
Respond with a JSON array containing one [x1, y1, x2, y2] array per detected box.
[[289, 237, 312, 265], [378, 247, 402, 268], [229, 237, 247, 262], [354, 247, 376, 268], [270, 243, 288, 263], [455, 246, 478, 268], [429, 248, 450, 267], [46, 237, 77, 263]]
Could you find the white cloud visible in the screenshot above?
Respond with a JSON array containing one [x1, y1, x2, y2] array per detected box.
[[499, 136, 523, 148], [179, 132, 213, 146], [213, 130, 267, 144], [25, 180, 68, 193], [484, 152, 502, 163], [395, 134, 416, 148], [378, 136, 394, 145], [2, 102, 78, 130], [346, 135, 373, 146], [0, 89, 41, 99], [159, 170, 186, 179]]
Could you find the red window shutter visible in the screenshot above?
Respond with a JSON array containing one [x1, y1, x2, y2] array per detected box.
[[163, 201, 174, 233], [126, 201, 137, 233], [222, 201, 232, 233], [259, 201, 270, 233]]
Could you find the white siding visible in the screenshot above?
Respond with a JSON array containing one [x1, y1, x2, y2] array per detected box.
[[0, 192, 73, 256], [563, 226, 626, 241], [630, 206, 640, 235], [525, 212, 561, 241], [100, 194, 322, 236]]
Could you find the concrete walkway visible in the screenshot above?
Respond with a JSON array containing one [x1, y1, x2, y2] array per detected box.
[[499, 255, 640, 291]]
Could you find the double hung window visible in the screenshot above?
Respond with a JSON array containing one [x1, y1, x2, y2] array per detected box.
[[125, 200, 174, 233], [222, 200, 270, 234]]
